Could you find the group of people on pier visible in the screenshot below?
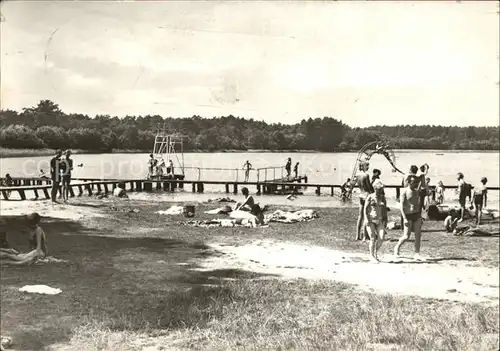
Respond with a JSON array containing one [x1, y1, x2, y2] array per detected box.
[[148, 154, 175, 179]]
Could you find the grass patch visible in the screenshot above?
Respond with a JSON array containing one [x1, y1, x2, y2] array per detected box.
[[1, 201, 499, 350]]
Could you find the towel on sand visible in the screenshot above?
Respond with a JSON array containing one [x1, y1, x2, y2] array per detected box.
[[19, 285, 62, 295], [265, 209, 318, 223], [179, 218, 267, 228], [204, 206, 233, 215], [156, 206, 184, 215]]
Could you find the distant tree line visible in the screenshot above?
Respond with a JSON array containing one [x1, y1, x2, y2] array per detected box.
[[0, 100, 498, 152]]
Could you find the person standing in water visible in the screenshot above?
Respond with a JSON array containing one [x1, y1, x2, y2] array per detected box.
[[394, 175, 424, 260], [356, 161, 373, 241], [243, 160, 252, 182]]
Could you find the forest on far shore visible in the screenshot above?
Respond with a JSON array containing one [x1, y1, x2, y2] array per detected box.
[[1, 100, 499, 152]]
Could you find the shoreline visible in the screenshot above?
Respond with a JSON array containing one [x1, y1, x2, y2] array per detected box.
[[2, 147, 499, 158]]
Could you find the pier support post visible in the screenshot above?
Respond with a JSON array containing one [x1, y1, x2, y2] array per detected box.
[[1, 190, 8, 200], [396, 187, 401, 200], [77, 185, 83, 197], [144, 182, 153, 192], [316, 186, 321, 196], [96, 183, 102, 194], [103, 184, 109, 194], [136, 181, 143, 192], [129, 181, 135, 192], [192, 183, 196, 193], [256, 184, 261, 195], [156, 182, 161, 190], [69, 186, 75, 198], [33, 189, 39, 199], [85, 184, 92, 196], [331, 186, 334, 196], [233, 183, 238, 194], [43, 188, 50, 199], [196, 182, 204, 193], [225, 184, 230, 193]]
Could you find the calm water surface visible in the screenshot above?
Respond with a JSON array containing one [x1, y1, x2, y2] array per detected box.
[[1, 150, 499, 207]]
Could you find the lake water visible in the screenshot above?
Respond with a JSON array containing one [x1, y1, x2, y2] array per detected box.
[[1, 150, 499, 208]]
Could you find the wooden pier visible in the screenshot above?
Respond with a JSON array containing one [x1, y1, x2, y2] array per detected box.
[[1, 176, 498, 201]]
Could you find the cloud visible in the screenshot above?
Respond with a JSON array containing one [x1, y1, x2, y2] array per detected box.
[[1, 1, 498, 126]]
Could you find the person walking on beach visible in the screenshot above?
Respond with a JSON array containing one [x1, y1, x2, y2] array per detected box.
[[285, 158, 292, 178], [293, 162, 299, 179], [394, 175, 424, 260], [456, 172, 472, 223], [356, 161, 373, 241], [61, 150, 73, 202], [243, 160, 252, 182], [50, 150, 63, 204], [364, 181, 387, 262], [472, 177, 488, 226]]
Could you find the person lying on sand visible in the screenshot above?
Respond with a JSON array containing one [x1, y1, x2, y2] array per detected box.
[[234, 187, 254, 212], [364, 182, 386, 262]]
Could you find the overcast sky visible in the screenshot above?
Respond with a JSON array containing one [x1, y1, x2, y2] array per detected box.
[[1, 1, 498, 127]]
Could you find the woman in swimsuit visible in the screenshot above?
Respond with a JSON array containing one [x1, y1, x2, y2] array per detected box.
[[0, 213, 47, 266], [234, 187, 255, 212], [364, 182, 387, 262]]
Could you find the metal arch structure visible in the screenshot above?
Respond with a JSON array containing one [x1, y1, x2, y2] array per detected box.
[[346, 141, 404, 199]]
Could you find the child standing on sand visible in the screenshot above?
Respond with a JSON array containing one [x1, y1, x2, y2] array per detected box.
[[364, 182, 386, 262], [436, 181, 445, 204], [472, 177, 488, 226]]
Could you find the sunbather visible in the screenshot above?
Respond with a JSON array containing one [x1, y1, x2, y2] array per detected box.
[[1, 213, 47, 266], [234, 187, 255, 212]]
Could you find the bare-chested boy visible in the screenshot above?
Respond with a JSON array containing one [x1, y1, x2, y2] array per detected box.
[[356, 161, 373, 241], [394, 175, 424, 260]]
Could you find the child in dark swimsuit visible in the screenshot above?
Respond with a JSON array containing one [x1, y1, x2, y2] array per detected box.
[[472, 177, 488, 226]]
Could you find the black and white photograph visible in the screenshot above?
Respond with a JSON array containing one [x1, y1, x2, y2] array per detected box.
[[0, 1, 499, 350]]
